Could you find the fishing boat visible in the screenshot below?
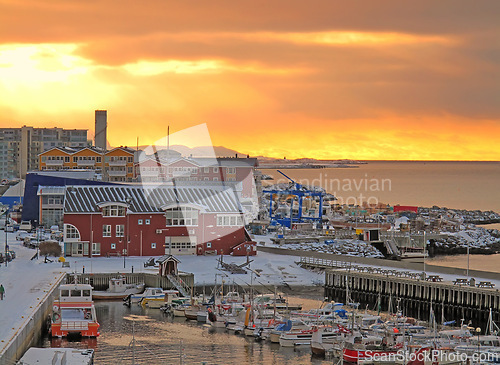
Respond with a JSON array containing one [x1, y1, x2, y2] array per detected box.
[[92, 277, 145, 300], [279, 326, 338, 347], [50, 282, 99, 337]]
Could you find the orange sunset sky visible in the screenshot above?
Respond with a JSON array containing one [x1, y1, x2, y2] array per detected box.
[[1, 0, 499, 160]]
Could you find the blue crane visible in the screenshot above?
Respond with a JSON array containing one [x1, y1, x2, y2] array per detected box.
[[263, 170, 324, 228]]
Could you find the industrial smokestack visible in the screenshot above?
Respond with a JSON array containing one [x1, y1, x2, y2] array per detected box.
[[95, 110, 107, 151]]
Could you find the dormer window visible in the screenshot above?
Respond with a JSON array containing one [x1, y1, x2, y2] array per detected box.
[[102, 205, 126, 217], [165, 206, 199, 226]]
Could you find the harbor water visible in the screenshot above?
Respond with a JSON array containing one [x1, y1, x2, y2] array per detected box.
[[41, 299, 332, 365], [262, 160, 500, 212]]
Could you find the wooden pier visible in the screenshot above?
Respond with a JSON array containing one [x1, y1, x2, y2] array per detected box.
[[68, 272, 195, 291], [322, 264, 500, 329]]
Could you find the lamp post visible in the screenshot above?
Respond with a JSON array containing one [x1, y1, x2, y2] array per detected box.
[[123, 197, 132, 269], [467, 240, 470, 280], [4, 209, 8, 267], [476, 327, 481, 355]]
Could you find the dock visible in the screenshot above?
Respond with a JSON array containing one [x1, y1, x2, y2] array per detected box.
[[322, 263, 500, 329]]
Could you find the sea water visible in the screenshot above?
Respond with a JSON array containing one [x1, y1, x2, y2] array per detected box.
[[262, 161, 500, 212], [42, 300, 331, 365]]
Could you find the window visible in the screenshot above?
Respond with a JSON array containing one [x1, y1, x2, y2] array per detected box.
[[65, 224, 80, 239], [102, 205, 126, 217], [217, 215, 243, 226], [61, 290, 69, 297], [111, 243, 116, 249], [64, 156, 70, 163], [227, 167, 236, 174], [138, 219, 143, 225], [145, 219, 150, 225], [203, 167, 209, 173], [151, 242, 156, 249], [165, 207, 199, 226], [92, 242, 101, 255], [116, 224, 124, 237], [103, 225, 111, 237], [82, 290, 91, 297], [97, 156, 101, 163], [128, 157, 133, 163], [213, 167, 219, 173], [213, 177, 218, 181]]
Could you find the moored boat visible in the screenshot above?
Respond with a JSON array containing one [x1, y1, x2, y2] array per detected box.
[[92, 277, 145, 300], [50, 282, 99, 338]]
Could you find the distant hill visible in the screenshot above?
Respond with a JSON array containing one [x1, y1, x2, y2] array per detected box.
[[133, 145, 247, 158]]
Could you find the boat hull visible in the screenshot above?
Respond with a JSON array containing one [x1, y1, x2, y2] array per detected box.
[[50, 322, 100, 338]]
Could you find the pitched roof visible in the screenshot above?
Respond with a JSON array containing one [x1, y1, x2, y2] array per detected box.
[[64, 184, 241, 214]]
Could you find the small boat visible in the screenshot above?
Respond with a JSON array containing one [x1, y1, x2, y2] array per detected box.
[[92, 277, 145, 300], [126, 287, 171, 305], [16, 348, 94, 365], [279, 326, 338, 347], [50, 282, 99, 338]]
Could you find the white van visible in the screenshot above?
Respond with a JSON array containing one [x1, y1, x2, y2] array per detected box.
[[19, 220, 32, 232]]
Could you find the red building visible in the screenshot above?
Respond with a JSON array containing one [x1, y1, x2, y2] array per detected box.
[[60, 185, 254, 257]]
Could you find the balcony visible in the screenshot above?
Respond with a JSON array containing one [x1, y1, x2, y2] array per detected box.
[[109, 160, 127, 167], [108, 169, 127, 177], [77, 160, 96, 167], [45, 160, 64, 167]]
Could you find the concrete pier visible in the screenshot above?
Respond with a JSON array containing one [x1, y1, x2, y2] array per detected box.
[[0, 273, 66, 365], [324, 268, 500, 329]]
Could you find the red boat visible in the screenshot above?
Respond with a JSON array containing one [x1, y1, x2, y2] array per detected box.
[[50, 282, 100, 337], [343, 342, 400, 364]]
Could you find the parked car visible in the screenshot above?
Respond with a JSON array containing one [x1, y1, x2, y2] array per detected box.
[[5, 225, 15, 232], [19, 220, 32, 232], [16, 230, 31, 241]]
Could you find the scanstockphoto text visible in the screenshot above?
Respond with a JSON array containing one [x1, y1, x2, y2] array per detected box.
[[365, 349, 496, 363]]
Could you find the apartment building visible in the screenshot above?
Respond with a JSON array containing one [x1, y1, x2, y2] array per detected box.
[[38, 146, 135, 182], [0, 126, 88, 178]]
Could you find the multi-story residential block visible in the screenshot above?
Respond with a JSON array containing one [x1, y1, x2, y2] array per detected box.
[[38, 146, 135, 182], [0, 126, 88, 178]]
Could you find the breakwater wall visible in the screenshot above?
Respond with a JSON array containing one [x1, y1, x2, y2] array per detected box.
[[74, 272, 194, 291], [257, 246, 500, 281], [0, 273, 66, 365], [325, 269, 500, 330]]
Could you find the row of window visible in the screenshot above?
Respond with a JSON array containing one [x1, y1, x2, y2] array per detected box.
[[138, 166, 236, 174], [217, 215, 244, 227], [42, 156, 133, 163]]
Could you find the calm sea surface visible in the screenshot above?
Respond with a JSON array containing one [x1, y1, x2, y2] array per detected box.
[[42, 301, 332, 365], [262, 161, 500, 212]]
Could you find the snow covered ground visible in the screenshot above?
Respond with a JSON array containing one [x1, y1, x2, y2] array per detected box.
[[2, 229, 500, 350]]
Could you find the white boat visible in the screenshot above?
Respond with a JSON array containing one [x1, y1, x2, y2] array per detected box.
[[269, 319, 310, 343], [92, 277, 145, 300], [50, 282, 99, 338], [279, 326, 338, 347], [16, 348, 94, 365], [127, 287, 172, 305], [454, 335, 500, 357]]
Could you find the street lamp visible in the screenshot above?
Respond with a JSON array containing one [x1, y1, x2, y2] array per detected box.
[[4, 209, 8, 267], [123, 197, 132, 269], [476, 327, 481, 355]]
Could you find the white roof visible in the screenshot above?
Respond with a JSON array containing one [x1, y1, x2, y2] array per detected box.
[[17, 348, 94, 365]]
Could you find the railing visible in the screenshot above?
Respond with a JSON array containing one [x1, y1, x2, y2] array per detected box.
[[60, 321, 89, 331], [108, 170, 127, 177], [109, 160, 127, 167], [166, 274, 191, 297]]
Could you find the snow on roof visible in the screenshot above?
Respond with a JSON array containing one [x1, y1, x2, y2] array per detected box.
[[64, 185, 241, 214]]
